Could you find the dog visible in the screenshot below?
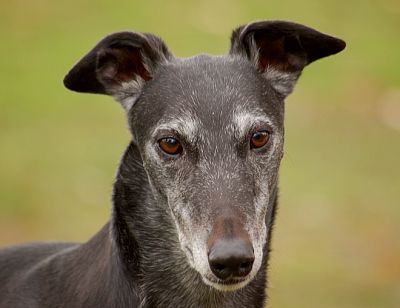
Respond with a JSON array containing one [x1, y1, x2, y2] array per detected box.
[[0, 20, 345, 308]]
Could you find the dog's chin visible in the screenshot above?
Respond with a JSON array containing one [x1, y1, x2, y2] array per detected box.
[[202, 276, 251, 292]]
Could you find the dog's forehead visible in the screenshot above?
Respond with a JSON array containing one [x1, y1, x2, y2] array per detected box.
[[134, 55, 283, 137], [158, 55, 268, 110]]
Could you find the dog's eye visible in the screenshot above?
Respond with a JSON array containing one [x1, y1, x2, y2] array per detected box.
[[250, 131, 270, 149], [158, 137, 183, 156]]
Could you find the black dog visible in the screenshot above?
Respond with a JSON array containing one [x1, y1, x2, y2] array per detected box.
[[0, 20, 345, 308]]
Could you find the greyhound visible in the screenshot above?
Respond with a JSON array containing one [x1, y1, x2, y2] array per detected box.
[[0, 20, 345, 308]]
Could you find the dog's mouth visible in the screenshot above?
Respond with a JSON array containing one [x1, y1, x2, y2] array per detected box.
[[202, 275, 250, 292]]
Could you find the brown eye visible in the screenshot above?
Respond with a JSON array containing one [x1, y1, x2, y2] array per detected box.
[[158, 137, 183, 156], [250, 131, 270, 149]]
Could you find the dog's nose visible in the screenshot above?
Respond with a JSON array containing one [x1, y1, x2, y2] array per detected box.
[[208, 239, 254, 280]]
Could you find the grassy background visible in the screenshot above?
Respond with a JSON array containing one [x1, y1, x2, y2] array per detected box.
[[1, 0, 399, 307]]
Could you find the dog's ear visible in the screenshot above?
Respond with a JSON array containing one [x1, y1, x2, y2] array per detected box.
[[230, 20, 345, 97], [64, 32, 172, 110]]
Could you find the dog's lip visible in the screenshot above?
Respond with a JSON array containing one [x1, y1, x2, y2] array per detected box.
[[204, 276, 247, 286], [216, 279, 246, 285], [202, 275, 251, 291]]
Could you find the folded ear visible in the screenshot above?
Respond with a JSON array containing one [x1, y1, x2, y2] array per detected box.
[[230, 20, 346, 97], [64, 32, 172, 110]]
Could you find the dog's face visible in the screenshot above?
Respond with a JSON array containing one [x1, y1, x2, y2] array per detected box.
[[64, 20, 345, 291], [130, 56, 284, 290]]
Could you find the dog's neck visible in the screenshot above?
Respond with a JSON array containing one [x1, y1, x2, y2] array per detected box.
[[110, 142, 276, 308]]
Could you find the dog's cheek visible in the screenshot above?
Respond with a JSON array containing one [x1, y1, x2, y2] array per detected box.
[[142, 146, 177, 194], [166, 184, 212, 271], [167, 187, 198, 238]]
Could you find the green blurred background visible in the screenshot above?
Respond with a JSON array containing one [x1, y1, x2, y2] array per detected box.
[[1, 0, 399, 307]]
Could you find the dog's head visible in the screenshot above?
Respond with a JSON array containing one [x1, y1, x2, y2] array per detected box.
[[64, 20, 345, 291]]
